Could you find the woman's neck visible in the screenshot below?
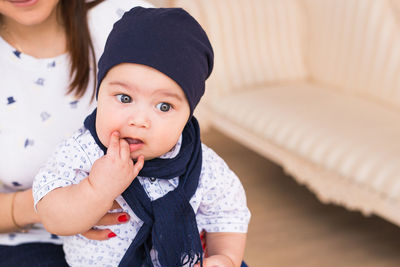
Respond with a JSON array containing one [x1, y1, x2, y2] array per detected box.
[[0, 7, 66, 58]]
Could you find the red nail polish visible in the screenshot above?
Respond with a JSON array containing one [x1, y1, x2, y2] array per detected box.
[[118, 214, 128, 222], [108, 232, 117, 238]]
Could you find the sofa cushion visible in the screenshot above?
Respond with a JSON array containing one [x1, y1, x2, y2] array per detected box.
[[209, 82, 400, 201]]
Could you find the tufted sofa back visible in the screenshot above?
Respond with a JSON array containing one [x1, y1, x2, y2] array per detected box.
[[304, 0, 400, 109], [173, 0, 308, 99], [174, 0, 400, 108]]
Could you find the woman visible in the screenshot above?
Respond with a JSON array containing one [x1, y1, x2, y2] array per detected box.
[[0, 0, 151, 265]]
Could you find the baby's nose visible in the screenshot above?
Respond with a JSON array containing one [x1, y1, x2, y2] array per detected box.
[[128, 111, 150, 128]]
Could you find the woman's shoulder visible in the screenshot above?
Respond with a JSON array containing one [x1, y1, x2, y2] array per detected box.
[[88, 0, 154, 57], [88, 0, 153, 22]]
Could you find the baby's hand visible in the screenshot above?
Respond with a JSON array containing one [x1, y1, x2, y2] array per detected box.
[[195, 255, 234, 267], [88, 131, 144, 200]]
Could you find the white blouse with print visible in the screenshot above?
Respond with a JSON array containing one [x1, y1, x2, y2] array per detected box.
[[0, 0, 153, 246]]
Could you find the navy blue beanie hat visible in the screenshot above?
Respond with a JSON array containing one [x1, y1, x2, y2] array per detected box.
[[96, 7, 214, 116]]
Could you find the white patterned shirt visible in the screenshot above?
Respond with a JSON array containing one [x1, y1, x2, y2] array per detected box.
[[0, 0, 153, 246], [33, 128, 250, 267]]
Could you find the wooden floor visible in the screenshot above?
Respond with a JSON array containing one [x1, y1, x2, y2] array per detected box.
[[202, 128, 400, 267]]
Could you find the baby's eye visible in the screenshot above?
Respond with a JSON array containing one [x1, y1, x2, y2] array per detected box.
[[156, 102, 171, 112], [116, 94, 132, 103]]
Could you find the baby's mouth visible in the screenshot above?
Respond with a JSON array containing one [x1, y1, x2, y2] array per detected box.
[[124, 138, 144, 153], [124, 138, 143, 145]]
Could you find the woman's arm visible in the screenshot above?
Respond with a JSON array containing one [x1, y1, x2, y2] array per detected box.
[[199, 232, 247, 267], [0, 188, 131, 239], [0, 189, 40, 233]]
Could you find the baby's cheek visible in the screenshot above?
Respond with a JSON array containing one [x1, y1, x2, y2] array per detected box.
[[95, 105, 119, 147], [98, 131, 110, 147]]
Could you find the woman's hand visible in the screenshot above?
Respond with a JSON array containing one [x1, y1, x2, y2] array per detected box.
[[194, 232, 246, 267], [80, 201, 128, 240], [194, 255, 234, 267]]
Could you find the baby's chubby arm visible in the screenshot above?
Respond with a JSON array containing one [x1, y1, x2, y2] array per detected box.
[[36, 131, 144, 236], [196, 232, 247, 267]]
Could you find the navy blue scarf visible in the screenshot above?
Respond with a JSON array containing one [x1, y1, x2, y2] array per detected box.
[[84, 109, 203, 267]]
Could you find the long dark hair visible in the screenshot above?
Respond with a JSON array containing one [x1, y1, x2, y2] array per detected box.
[[59, 0, 104, 100]]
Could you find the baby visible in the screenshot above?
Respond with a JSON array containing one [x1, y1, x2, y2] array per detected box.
[[33, 7, 250, 267]]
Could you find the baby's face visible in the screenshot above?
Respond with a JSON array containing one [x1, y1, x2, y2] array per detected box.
[[96, 63, 190, 160]]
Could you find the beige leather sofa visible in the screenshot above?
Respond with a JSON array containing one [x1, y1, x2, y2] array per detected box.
[[173, 0, 400, 227]]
